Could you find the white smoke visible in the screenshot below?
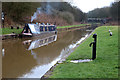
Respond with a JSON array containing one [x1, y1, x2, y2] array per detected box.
[[31, 3, 54, 23], [31, 12, 37, 22], [31, 8, 42, 22], [46, 3, 53, 15], [30, 2, 60, 22]]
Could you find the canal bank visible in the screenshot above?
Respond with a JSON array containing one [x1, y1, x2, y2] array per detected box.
[[57, 24, 91, 33], [43, 26, 118, 78], [1, 24, 91, 40]]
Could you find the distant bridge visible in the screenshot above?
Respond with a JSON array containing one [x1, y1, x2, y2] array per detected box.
[[87, 18, 107, 24]]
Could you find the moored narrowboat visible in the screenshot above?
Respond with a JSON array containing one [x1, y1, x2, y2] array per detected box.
[[20, 23, 57, 37]]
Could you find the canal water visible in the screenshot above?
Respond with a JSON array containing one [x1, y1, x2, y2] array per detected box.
[[2, 28, 92, 78]]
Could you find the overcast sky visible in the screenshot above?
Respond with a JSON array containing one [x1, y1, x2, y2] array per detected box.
[[65, 0, 115, 13], [0, 0, 117, 13]]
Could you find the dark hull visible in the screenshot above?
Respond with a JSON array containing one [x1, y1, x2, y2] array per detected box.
[[20, 31, 57, 38]]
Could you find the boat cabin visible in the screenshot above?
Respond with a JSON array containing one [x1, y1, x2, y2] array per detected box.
[[22, 23, 57, 36]]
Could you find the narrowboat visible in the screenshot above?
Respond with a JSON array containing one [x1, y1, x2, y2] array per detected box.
[[20, 23, 57, 37]]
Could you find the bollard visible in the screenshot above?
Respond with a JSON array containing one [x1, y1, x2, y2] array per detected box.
[[11, 26, 13, 29], [17, 26, 19, 29], [89, 34, 97, 60]]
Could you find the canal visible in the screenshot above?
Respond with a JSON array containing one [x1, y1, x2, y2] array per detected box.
[[2, 28, 92, 78]]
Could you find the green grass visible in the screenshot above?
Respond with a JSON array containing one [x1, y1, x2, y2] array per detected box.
[[0, 24, 88, 35], [57, 24, 89, 29], [50, 26, 118, 78], [0, 28, 23, 35]]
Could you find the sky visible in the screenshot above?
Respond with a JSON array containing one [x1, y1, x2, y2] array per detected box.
[[0, 0, 116, 13], [65, 0, 115, 13]]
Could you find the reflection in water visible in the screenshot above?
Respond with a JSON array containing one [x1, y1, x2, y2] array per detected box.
[[2, 49, 5, 57], [2, 29, 92, 78], [69, 34, 88, 49], [20, 52, 62, 78], [25, 35, 57, 50], [31, 50, 37, 59]]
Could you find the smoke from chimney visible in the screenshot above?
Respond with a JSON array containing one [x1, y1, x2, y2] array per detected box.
[[31, 2, 56, 22]]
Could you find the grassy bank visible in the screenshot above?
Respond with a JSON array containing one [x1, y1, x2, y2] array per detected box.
[[1, 24, 88, 35], [57, 24, 89, 29], [50, 26, 118, 78], [0, 28, 23, 35]]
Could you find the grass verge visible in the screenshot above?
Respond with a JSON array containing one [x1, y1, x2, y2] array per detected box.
[[50, 26, 118, 78], [0, 24, 88, 35], [57, 24, 88, 29], [0, 28, 23, 35]]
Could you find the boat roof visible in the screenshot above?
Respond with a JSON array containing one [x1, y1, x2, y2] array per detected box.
[[27, 23, 56, 34]]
